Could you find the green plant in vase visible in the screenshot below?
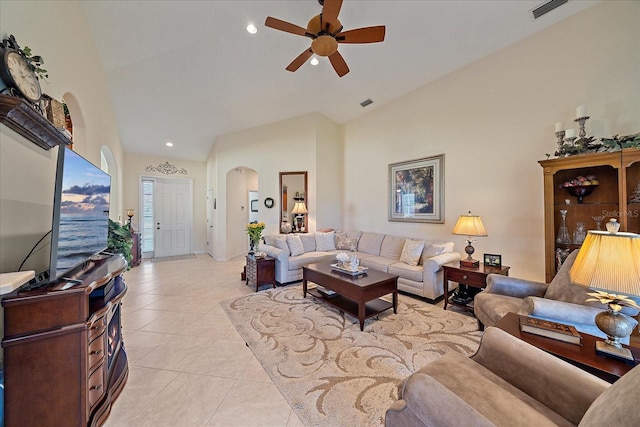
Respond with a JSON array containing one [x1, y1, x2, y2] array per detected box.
[[108, 219, 133, 269]]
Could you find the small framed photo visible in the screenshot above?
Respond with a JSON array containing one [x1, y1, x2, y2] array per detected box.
[[484, 253, 502, 268], [250, 199, 258, 212]]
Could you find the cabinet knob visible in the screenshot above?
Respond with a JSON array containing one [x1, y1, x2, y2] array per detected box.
[[463, 275, 468, 280], [90, 384, 102, 391], [90, 350, 103, 356]]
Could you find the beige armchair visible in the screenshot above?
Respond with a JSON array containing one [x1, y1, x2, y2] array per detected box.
[[385, 327, 640, 427], [473, 250, 639, 341]]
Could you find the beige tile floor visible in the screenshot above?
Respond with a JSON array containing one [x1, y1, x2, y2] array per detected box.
[[104, 254, 305, 427]]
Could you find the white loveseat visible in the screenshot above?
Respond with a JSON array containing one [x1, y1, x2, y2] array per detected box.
[[260, 230, 461, 301]]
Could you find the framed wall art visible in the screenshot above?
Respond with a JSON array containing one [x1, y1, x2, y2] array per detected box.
[[484, 253, 502, 268], [389, 154, 444, 223], [250, 199, 258, 212]]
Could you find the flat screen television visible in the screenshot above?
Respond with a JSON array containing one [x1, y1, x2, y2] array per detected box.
[[48, 145, 111, 282]]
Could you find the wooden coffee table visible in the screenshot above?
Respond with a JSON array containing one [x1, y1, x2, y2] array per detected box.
[[497, 312, 639, 383], [302, 261, 398, 331]]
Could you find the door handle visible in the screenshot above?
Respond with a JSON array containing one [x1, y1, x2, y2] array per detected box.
[[157, 222, 160, 230]]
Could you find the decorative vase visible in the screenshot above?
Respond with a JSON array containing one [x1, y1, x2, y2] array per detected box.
[[556, 209, 571, 244], [280, 221, 292, 234], [573, 222, 586, 245], [606, 218, 620, 234], [249, 240, 256, 254]]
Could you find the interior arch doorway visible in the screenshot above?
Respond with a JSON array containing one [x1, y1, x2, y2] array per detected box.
[[225, 167, 258, 259]]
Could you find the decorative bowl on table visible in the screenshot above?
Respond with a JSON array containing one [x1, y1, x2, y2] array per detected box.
[[565, 184, 598, 203]]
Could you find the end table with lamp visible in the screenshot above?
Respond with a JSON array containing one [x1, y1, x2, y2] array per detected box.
[[569, 230, 640, 363]]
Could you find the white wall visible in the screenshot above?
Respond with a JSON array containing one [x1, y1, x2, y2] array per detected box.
[[208, 113, 342, 260], [341, 1, 640, 281], [123, 152, 208, 254], [0, 1, 126, 273]]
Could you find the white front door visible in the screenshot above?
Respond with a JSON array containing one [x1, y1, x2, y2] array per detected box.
[[155, 178, 192, 258]]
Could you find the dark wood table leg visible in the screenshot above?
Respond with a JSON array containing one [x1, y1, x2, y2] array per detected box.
[[393, 290, 398, 314], [303, 278, 307, 297], [443, 273, 449, 311], [358, 302, 365, 331]]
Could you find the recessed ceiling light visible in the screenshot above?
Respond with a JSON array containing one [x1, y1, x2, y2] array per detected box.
[[310, 57, 319, 66], [165, 142, 174, 147], [246, 24, 258, 34]]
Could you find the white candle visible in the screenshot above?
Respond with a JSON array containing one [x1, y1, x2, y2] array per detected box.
[[555, 122, 564, 132], [576, 105, 586, 118], [565, 128, 576, 138]]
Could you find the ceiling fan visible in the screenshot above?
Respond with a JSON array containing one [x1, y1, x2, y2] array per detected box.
[[264, 0, 385, 77]]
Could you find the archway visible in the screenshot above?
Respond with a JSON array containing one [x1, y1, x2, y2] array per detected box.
[[100, 145, 121, 222], [225, 166, 258, 259]]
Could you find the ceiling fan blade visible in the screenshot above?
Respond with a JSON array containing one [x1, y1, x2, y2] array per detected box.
[[322, 0, 343, 29], [286, 49, 314, 72], [328, 51, 349, 77], [265, 17, 310, 37], [336, 26, 386, 44]]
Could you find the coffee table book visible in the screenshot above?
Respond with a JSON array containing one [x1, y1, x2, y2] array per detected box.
[[520, 316, 582, 345]]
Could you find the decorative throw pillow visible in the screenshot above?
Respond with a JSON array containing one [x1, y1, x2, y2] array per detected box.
[[263, 235, 277, 247], [315, 231, 336, 251], [286, 234, 305, 257], [399, 239, 425, 266], [420, 242, 446, 265], [336, 235, 357, 251], [274, 236, 290, 255]]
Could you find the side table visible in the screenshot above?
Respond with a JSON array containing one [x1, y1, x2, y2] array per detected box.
[[498, 312, 639, 383], [442, 262, 510, 313], [245, 255, 276, 292]]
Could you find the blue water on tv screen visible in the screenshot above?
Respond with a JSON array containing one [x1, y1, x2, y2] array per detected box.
[[54, 147, 111, 278]]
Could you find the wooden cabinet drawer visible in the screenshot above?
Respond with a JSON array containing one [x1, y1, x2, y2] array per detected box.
[[87, 313, 106, 341], [88, 332, 105, 370], [446, 269, 486, 288], [88, 363, 105, 408]]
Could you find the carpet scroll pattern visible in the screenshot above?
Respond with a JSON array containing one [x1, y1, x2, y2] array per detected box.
[[221, 286, 481, 426]]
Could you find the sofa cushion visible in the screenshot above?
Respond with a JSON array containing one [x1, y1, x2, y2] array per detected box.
[[358, 232, 385, 255], [273, 236, 290, 255], [399, 240, 425, 266], [410, 352, 574, 427], [299, 233, 316, 252], [286, 234, 305, 256], [380, 235, 406, 260], [288, 252, 334, 270], [315, 231, 336, 251], [336, 235, 358, 251], [579, 363, 640, 427], [360, 256, 397, 273], [419, 241, 454, 265], [389, 262, 422, 282], [474, 293, 524, 327], [263, 235, 277, 246]]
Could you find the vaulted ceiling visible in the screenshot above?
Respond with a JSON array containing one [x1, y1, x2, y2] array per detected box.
[[80, 0, 598, 161]]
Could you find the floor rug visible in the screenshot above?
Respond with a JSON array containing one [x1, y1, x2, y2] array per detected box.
[[150, 254, 196, 263], [221, 285, 482, 426]]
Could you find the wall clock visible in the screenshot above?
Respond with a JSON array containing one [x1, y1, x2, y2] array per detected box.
[[264, 197, 275, 209], [0, 48, 42, 104]]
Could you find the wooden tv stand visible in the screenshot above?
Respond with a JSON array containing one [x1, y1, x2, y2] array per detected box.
[[1, 255, 129, 427]]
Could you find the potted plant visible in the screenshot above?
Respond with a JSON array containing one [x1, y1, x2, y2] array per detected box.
[[108, 219, 133, 269], [245, 222, 266, 254]]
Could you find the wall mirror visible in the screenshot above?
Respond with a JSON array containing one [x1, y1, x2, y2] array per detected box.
[[279, 171, 308, 233]]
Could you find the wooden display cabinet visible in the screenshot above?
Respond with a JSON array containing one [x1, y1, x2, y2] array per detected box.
[[539, 148, 640, 282]]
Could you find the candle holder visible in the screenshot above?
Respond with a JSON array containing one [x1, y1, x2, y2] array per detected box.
[[574, 116, 590, 138], [555, 130, 565, 149], [564, 136, 577, 146]]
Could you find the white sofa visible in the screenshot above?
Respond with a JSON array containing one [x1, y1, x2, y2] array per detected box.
[[260, 230, 461, 301]]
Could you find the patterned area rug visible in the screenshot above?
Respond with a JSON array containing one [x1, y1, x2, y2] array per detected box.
[[150, 254, 196, 263], [221, 285, 482, 426]]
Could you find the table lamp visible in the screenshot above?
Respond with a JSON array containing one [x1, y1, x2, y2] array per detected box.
[[570, 230, 640, 361], [291, 199, 308, 232], [452, 211, 488, 268], [126, 209, 134, 229]]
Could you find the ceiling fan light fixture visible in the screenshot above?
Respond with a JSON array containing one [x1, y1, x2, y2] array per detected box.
[[246, 23, 258, 34], [310, 57, 319, 66], [311, 35, 338, 56]]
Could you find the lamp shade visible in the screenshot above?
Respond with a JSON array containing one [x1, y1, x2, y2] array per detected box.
[[570, 231, 640, 296], [452, 212, 487, 237], [291, 201, 308, 214]]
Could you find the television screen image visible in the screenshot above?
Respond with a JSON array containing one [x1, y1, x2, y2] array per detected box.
[[50, 146, 111, 281]]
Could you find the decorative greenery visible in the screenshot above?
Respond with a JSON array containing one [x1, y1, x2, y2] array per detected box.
[[21, 45, 48, 80], [246, 222, 266, 246], [586, 290, 640, 312], [108, 219, 133, 269], [548, 132, 640, 159]]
